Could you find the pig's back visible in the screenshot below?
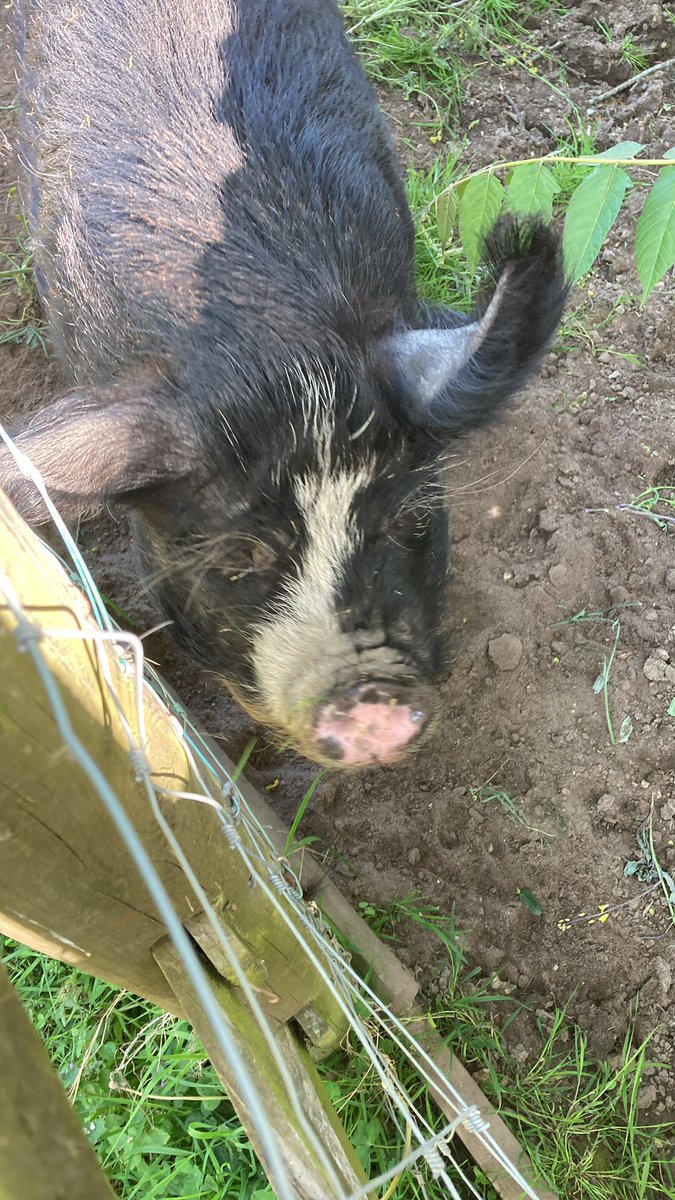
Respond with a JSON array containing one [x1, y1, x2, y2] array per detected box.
[[16, 0, 415, 387]]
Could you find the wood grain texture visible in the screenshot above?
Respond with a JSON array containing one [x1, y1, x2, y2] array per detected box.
[[153, 937, 366, 1200], [0, 958, 117, 1200]]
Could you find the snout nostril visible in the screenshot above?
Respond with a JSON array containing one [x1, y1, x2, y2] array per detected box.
[[317, 736, 345, 762]]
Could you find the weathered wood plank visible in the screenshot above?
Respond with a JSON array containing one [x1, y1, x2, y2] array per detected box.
[[0, 957, 117, 1200], [153, 937, 366, 1200]]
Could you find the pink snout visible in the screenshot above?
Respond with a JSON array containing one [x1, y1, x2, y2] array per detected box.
[[313, 680, 435, 767]]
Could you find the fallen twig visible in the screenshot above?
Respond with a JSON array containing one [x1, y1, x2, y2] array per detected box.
[[594, 56, 675, 103]]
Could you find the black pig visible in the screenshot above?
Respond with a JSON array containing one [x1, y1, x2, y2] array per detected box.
[[1, 0, 566, 767]]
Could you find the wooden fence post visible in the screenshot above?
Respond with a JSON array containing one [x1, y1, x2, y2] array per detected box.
[[0, 958, 117, 1200]]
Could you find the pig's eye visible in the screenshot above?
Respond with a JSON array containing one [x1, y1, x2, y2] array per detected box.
[[388, 507, 431, 544], [215, 539, 279, 582]]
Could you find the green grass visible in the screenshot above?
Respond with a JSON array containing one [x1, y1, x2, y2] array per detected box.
[[470, 783, 554, 836], [476, 1011, 675, 1200], [402, 108, 601, 318], [343, 1, 465, 137], [343, 0, 567, 139], [0, 196, 47, 352], [1, 938, 273, 1199], [622, 485, 675, 533], [547, 118, 600, 205], [407, 157, 477, 307], [4, 895, 675, 1200], [595, 20, 652, 74], [345, 2, 464, 138]]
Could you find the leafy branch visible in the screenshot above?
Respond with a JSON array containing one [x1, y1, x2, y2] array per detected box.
[[433, 143, 675, 303]]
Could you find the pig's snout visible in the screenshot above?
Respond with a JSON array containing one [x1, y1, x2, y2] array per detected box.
[[314, 680, 434, 767]]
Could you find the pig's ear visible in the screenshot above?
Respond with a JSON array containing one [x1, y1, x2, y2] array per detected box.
[[0, 370, 201, 523], [380, 218, 568, 435]]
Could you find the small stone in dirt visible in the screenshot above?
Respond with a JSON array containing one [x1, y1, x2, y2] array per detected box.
[[643, 655, 667, 682], [644, 655, 675, 684], [609, 585, 630, 604], [655, 957, 673, 998], [664, 568, 675, 592], [320, 780, 340, 808], [407, 847, 421, 867], [488, 633, 523, 671], [637, 1084, 658, 1111], [596, 794, 617, 822], [538, 506, 559, 533], [482, 945, 504, 971], [548, 564, 568, 587]]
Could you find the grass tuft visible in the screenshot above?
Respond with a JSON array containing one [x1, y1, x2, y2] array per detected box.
[[0, 198, 47, 352], [4, 882, 674, 1200]]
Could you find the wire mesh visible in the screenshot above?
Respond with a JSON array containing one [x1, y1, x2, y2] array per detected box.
[[0, 422, 553, 1200]]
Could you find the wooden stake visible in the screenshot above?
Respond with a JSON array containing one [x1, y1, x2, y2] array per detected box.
[[0, 958, 117, 1200], [154, 937, 366, 1200]]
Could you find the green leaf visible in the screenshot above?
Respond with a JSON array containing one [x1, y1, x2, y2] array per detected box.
[[624, 860, 639, 877], [353, 1116, 384, 1170], [592, 670, 606, 694], [635, 160, 675, 302], [668, 697, 675, 717], [458, 173, 505, 269], [618, 715, 634, 744], [591, 141, 645, 161], [436, 190, 458, 247], [517, 887, 543, 916], [504, 162, 560, 221], [563, 166, 632, 281]]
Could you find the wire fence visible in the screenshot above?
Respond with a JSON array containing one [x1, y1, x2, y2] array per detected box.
[[0, 421, 555, 1200]]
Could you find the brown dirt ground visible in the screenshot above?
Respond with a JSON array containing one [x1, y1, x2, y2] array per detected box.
[[2, 1, 674, 1118]]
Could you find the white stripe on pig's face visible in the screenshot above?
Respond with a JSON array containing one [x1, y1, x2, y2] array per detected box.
[[250, 425, 376, 730]]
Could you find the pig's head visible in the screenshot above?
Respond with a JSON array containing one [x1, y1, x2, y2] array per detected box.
[[0, 219, 566, 767]]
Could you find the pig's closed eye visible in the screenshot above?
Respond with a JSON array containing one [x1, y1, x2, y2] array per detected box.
[[388, 508, 431, 545], [211, 539, 278, 582]]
